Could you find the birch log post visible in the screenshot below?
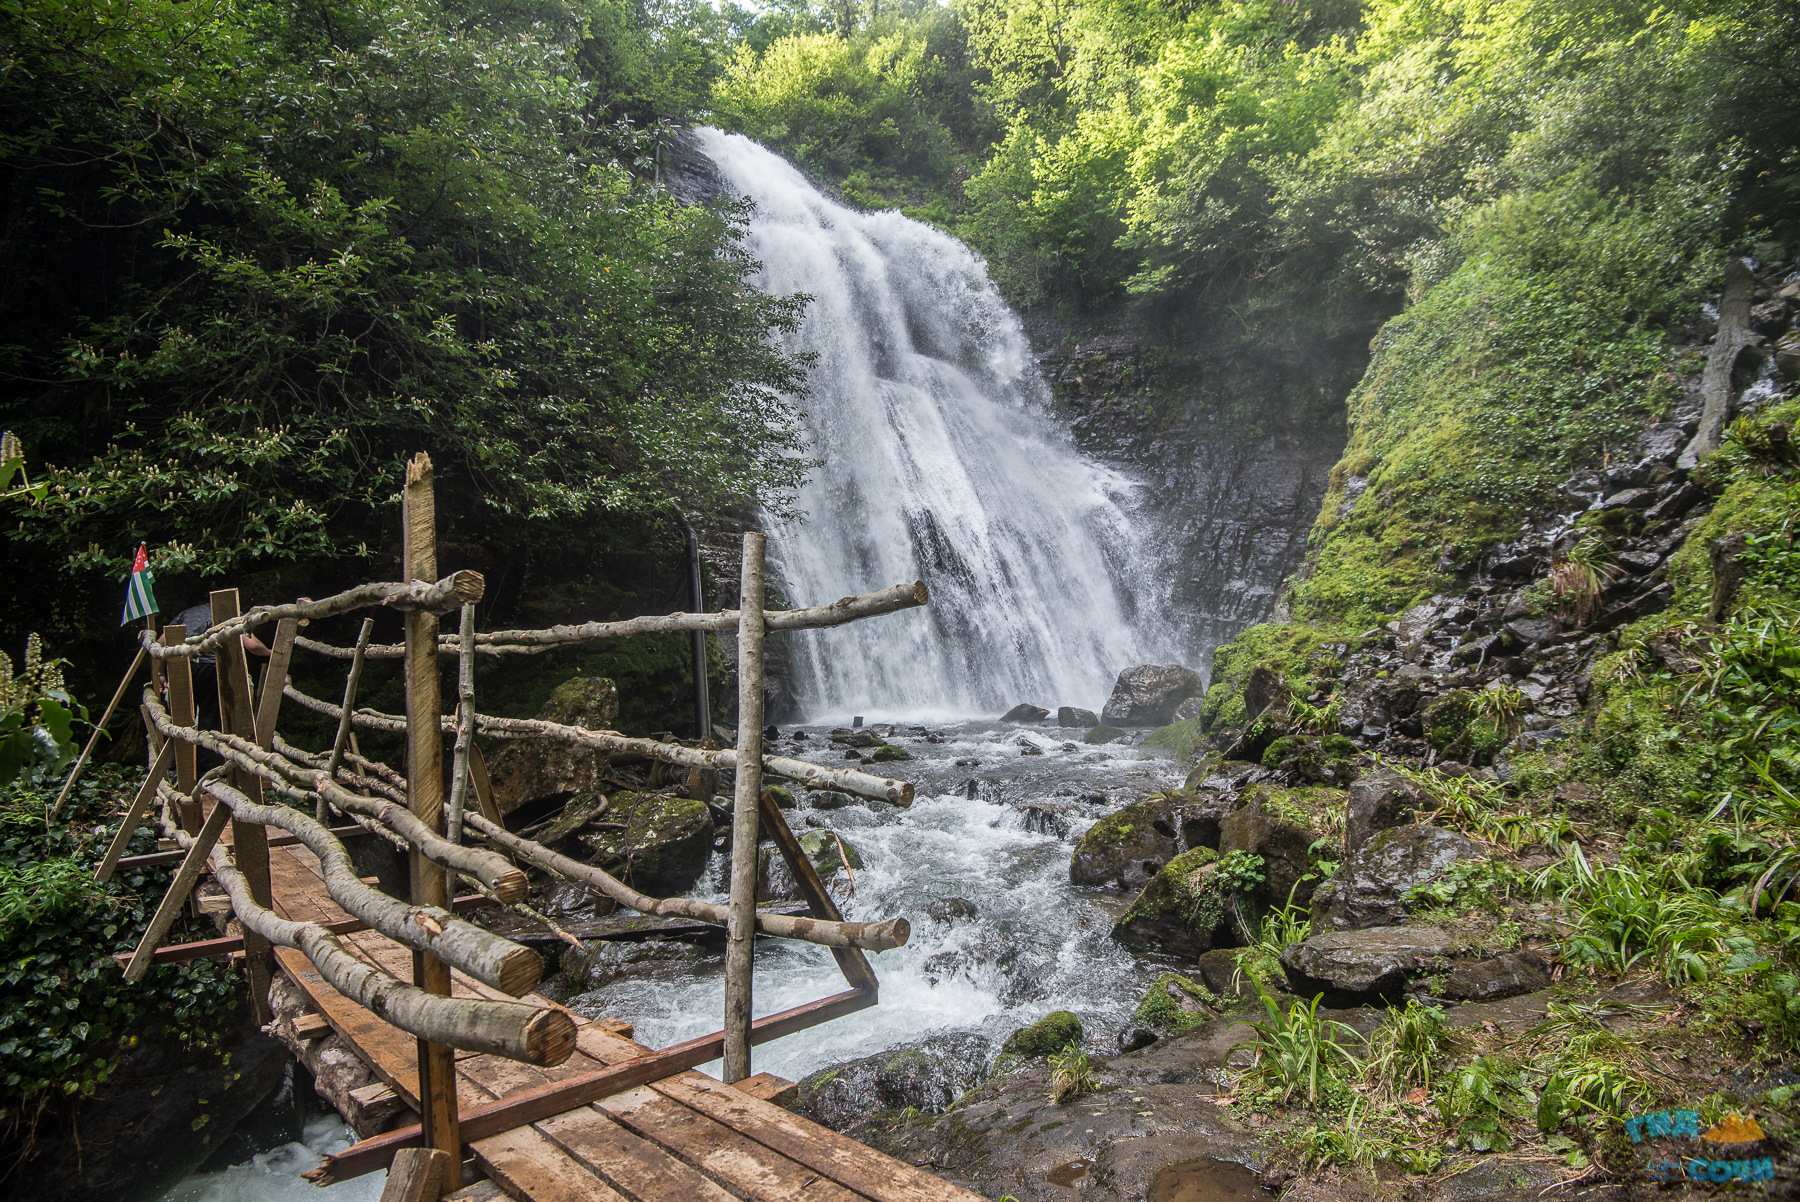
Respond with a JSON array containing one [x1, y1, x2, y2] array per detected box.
[[401, 452, 459, 1175], [1682, 257, 1759, 467], [162, 624, 201, 831], [323, 616, 375, 821], [724, 531, 767, 1083], [446, 603, 476, 844]]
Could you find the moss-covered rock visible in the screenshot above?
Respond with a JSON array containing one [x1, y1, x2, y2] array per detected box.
[[1083, 725, 1126, 743], [1131, 973, 1221, 1034], [577, 789, 712, 896], [1069, 797, 1178, 890], [765, 784, 797, 809], [999, 1010, 1082, 1057], [1111, 847, 1229, 958], [1219, 784, 1340, 910], [758, 830, 863, 901], [870, 744, 912, 762], [485, 675, 619, 813]]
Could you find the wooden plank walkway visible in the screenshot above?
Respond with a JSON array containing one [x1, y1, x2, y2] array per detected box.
[[264, 841, 983, 1202]]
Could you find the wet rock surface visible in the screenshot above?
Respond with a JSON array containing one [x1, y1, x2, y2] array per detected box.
[[1280, 925, 1459, 1001], [1309, 823, 1483, 931], [1102, 664, 1204, 726], [485, 675, 619, 814], [794, 1033, 993, 1131], [1111, 849, 1230, 958]]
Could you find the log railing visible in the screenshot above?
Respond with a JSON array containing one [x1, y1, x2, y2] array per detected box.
[[105, 450, 926, 1194]]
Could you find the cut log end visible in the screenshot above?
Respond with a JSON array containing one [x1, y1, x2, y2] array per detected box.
[[524, 1007, 579, 1067], [491, 868, 529, 905], [496, 947, 544, 998], [448, 569, 486, 605], [910, 580, 928, 604], [887, 917, 910, 948]]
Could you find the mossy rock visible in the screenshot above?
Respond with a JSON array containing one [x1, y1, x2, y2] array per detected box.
[[869, 745, 912, 762], [798, 828, 863, 873], [1219, 784, 1341, 910], [1069, 797, 1178, 890], [486, 675, 619, 813], [999, 1010, 1082, 1057], [765, 784, 797, 810], [1083, 725, 1126, 744], [1112, 847, 1228, 958], [578, 789, 712, 896], [1423, 689, 1510, 764], [757, 831, 862, 902], [1131, 973, 1220, 1034], [538, 675, 621, 729]]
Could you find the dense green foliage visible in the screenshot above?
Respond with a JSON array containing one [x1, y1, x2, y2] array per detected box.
[[0, 0, 812, 668], [0, 766, 238, 1117]]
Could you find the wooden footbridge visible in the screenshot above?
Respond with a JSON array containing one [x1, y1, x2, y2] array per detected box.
[[93, 453, 985, 1202]]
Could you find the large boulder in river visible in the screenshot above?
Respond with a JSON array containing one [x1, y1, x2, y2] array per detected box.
[[758, 830, 862, 902], [1112, 848, 1231, 958], [1280, 926, 1458, 1002], [1000, 1010, 1083, 1057], [795, 1033, 992, 1130], [1058, 706, 1099, 728], [1069, 797, 1179, 890], [485, 676, 619, 814], [1000, 703, 1049, 722], [576, 789, 712, 897], [1344, 769, 1427, 853], [1101, 664, 1204, 726], [1218, 784, 1340, 911], [1309, 824, 1482, 932]]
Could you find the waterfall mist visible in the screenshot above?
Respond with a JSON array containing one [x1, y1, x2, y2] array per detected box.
[[694, 129, 1179, 721]]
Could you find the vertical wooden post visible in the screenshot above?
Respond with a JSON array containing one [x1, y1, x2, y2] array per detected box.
[[723, 531, 766, 1083], [212, 588, 273, 1021], [324, 616, 376, 821], [402, 452, 459, 1182], [253, 617, 299, 749], [445, 603, 476, 845], [162, 624, 200, 832]]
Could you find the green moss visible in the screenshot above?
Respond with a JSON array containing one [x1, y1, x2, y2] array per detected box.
[[1131, 973, 1220, 1034], [1147, 717, 1202, 760], [1084, 725, 1126, 743], [869, 744, 912, 762], [1238, 781, 1346, 837], [1423, 689, 1509, 763], [1208, 624, 1355, 733], [1261, 736, 1298, 768], [765, 784, 797, 809], [1119, 846, 1223, 928], [1000, 1010, 1083, 1057]]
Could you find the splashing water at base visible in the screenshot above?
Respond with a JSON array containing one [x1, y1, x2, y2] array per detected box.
[[566, 722, 1181, 1083], [693, 129, 1180, 721], [156, 1115, 385, 1202]]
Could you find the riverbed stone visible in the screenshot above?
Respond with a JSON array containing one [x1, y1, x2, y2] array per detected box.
[[1131, 973, 1219, 1033], [1280, 926, 1458, 1001], [1442, 950, 1552, 1001], [1058, 706, 1099, 727], [1001, 703, 1050, 722], [1101, 663, 1204, 726], [758, 830, 862, 901], [1217, 784, 1336, 910], [1000, 1010, 1083, 1057], [795, 1033, 993, 1130], [1069, 796, 1179, 890], [1309, 823, 1483, 931], [1344, 769, 1427, 853], [485, 675, 619, 814], [577, 789, 712, 896], [1083, 724, 1126, 743], [1112, 848, 1229, 958]]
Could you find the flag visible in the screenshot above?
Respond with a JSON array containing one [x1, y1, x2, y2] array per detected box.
[[120, 543, 160, 625]]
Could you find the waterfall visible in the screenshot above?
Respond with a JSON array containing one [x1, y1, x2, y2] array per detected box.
[[693, 129, 1175, 721]]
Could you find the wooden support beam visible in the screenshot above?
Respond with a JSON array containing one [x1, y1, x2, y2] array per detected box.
[[403, 451, 459, 1187], [214, 587, 275, 1021], [465, 741, 502, 827], [123, 801, 231, 982], [49, 645, 146, 818], [113, 822, 372, 870], [95, 734, 177, 884], [253, 616, 299, 750], [162, 624, 201, 830], [379, 1147, 451, 1202], [757, 788, 880, 993], [724, 531, 766, 1084], [308, 988, 876, 1185]]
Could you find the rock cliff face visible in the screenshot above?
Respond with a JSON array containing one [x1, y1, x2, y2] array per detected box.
[[1024, 306, 1364, 672]]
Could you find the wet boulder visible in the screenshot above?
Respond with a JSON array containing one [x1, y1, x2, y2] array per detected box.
[[757, 830, 862, 901], [485, 676, 619, 814], [1344, 770, 1427, 853], [1309, 824, 1483, 931], [1000, 703, 1050, 722], [1083, 724, 1127, 743], [1102, 664, 1204, 726], [1069, 797, 1179, 890], [870, 744, 912, 762], [1130, 973, 1219, 1034], [1280, 926, 1458, 1002], [1112, 848, 1230, 958], [1241, 664, 1290, 721], [1000, 1010, 1083, 1057], [1168, 788, 1238, 850], [1218, 784, 1339, 910], [795, 1033, 993, 1130], [1058, 706, 1100, 728], [578, 789, 712, 896], [1442, 951, 1552, 1001]]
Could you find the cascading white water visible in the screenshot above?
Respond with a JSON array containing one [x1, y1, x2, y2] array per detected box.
[[693, 129, 1175, 720]]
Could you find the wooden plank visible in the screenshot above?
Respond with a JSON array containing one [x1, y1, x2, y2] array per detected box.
[[735, 1074, 798, 1107], [444, 1180, 506, 1202], [214, 587, 274, 1020], [162, 625, 200, 830], [536, 1100, 740, 1202], [757, 792, 878, 995], [123, 801, 231, 982], [598, 1084, 861, 1202], [294, 1012, 333, 1041], [253, 617, 299, 749], [275, 944, 423, 1104], [649, 1074, 984, 1202], [379, 1147, 450, 1202], [95, 735, 177, 884], [472, 1124, 631, 1202], [466, 741, 503, 826]]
